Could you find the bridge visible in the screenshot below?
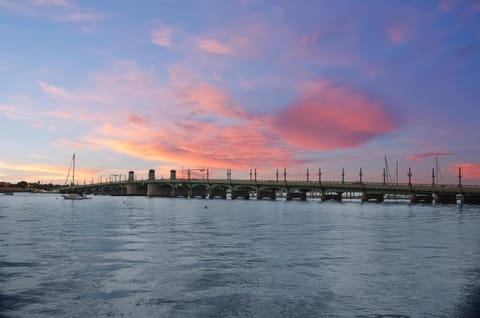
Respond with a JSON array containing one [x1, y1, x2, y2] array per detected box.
[[60, 169, 480, 204]]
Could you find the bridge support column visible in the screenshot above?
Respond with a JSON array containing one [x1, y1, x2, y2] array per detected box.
[[411, 193, 433, 204], [126, 183, 145, 196], [361, 193, 384, 203], [286, 192, 307, 201], [461, 194, 480, 204], [321, 192, 342, 202], [434, 193, 457, 204]]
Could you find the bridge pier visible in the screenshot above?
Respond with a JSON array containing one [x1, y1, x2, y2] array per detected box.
[[434, 193, 457, 204], [126, 183, 147, 196], [321, 192, 342, 202], [286, 192, 307, 201], [461, 194, 480, 204], [361, 193, 384, 203], [147, 183, 174, 197], [257, 189, 276, 200], [411, 193, 433, 204]]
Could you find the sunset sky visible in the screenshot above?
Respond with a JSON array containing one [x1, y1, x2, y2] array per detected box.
[[1, 0, 479, 185]]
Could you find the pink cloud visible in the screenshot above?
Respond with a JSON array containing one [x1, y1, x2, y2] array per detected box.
[[0, 159, 97, 183], [177, 82, 247, 119], [406, 152, 454, 160], [127, 114, 148, 126], [152, 27, 173, 47], [38, 81, 71, 100], [0, 104, 18, 120], [439, 0, 459, 12], [85, 119, 298, 171], [449, 163, 480, 180], [272, 80, 396, 150], [387, 25, 410, 45], [197, 38, 234, 54]]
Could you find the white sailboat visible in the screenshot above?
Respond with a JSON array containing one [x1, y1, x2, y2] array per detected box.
[[62, 153, 89, 200]]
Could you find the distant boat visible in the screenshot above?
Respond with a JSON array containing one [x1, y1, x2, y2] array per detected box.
[[62, 153, 89, 200]]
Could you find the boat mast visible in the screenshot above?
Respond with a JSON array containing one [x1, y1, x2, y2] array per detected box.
[[72, 153, 76, 186]]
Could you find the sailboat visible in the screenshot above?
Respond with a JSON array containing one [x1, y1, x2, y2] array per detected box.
[[62, 153, 89, 200]]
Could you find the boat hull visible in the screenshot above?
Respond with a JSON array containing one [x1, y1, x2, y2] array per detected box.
[[62, 193, 89, 200]]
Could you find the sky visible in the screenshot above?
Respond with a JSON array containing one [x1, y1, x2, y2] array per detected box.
[[1, 0, 480, 185]]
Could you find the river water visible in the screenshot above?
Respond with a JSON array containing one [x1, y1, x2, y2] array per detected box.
[[1, 193, 479, 317]]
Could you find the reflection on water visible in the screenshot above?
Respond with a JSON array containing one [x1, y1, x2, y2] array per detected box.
[[1, 194, 480, 317]]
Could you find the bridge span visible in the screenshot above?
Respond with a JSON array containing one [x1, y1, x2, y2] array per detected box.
[[60, 169, 480, 204]]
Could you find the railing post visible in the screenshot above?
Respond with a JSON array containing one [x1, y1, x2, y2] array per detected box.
[[318, 168, 321, 184], [341, 168, 345, 184], [284, 168, 287, 183], [254, 168, 257, 182], [383, 168, 386, 185], [306, 168, 309, 182], [276, 168, 279, 182], [250, 169, 252, 181], [359, 167, 363, 184]]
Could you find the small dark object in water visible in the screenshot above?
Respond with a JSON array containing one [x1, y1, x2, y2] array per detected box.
[[204, 206, 208, 209]]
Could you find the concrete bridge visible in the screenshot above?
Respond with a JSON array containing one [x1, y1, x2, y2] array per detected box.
[[60, 169, 480, 204]]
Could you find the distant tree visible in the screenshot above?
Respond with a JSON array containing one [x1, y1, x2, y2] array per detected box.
[[17, 181, 28, 189]]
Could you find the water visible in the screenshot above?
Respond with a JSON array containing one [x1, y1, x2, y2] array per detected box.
[[1, 193, 479, 317]]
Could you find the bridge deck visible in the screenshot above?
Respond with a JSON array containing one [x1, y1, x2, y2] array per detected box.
[[62, 178, 480, 196]]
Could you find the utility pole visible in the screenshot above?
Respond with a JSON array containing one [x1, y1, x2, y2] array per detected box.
[[432, 168, 435, 186], [458, 167, 462, 187]]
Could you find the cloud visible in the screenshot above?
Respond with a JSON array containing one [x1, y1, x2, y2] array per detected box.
[[152, 27, 173, 47], [450, 163, 480, 180], [56, 11, 99, 22], [0, 0, 100, 23], [0, 104, 19, 120], [197, 38, 234, 54], [0, 160, 97, 183], [32, 0, 70, 7], [406, 152, 454, 160], [176, 82, 247, 119], [387, 25, 410, 45], [272, 80, 396, 150], [84, 118, 298, 170], [38, 81, 72, 100]]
